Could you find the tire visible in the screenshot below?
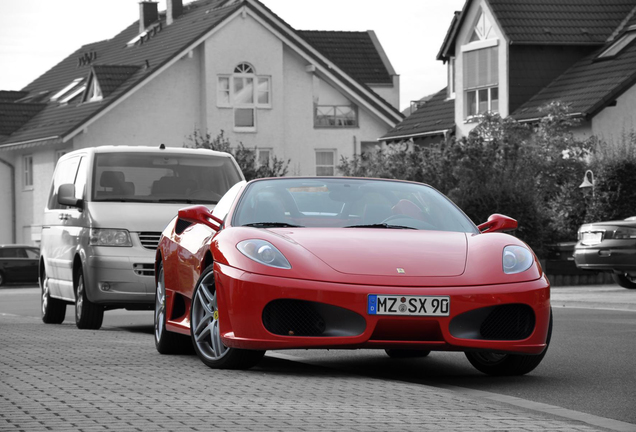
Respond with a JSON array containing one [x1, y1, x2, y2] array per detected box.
[[0, 270, 4, 286], [155, 265, 192, 354], [611, 273, 636, 289], [385, 349, 431, 359], [75, 268, 104, 330], [190, 265, 265, 369], [465, 308, 553, 376], [40, 266, 66, 324]]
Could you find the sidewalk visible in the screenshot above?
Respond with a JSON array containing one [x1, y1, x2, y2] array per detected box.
[[0, 313, 613, 432]]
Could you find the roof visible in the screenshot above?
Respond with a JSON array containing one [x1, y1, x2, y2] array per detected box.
[[297, 31, 393, 84], [511, 38, 636, 121], [0, 0, 401, 148], [381, 88, 455, 141], [0, 102, 46, 138], [438, 0, 636, 61]]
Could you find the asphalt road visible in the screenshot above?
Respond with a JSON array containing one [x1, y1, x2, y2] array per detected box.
[[2, 283, 635, 429]]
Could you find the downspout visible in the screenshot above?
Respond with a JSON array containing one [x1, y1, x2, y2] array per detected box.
[[0, 157, 16, 243]]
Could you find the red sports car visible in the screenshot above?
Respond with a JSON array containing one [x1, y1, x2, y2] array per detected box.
[[154, 177, 551, 375]]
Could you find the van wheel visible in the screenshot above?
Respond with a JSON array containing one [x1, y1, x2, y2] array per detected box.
[[41, 267, 66, 324], [75, 268, 104, 330]]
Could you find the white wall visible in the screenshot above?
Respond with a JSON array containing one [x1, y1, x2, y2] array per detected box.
[[592, 84, 636, 145], [0, 156, 15, 244]]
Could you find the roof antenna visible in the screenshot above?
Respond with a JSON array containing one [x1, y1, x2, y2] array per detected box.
[[160, 143, 165, 149]]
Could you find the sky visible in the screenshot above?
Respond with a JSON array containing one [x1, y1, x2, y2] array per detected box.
[[0, 0, 466, 111]]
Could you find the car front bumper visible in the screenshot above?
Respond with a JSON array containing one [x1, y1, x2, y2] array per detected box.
[[213, 262, 551, 355]]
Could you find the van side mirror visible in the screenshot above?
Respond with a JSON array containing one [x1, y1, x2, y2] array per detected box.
[[178, 205, 223, 231], [478, 214, 517, 233], [58, 183, 83, 208]]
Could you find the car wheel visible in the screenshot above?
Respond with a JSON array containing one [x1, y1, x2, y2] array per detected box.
[[465, 308, 553, 376], [190, 265, 265, 369], [41, 267, 66, 324], [385, 349, 431, 359], [75, 268, 104, 330], [155, 265, 192, 354], [611, 273, 636, 289]]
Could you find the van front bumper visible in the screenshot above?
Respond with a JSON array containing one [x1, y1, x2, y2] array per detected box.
[[85, 250, 155, 306]]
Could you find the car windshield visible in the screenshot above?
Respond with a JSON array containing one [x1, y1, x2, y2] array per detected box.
[[232, 178, 478, 233], [91, 152, 242, 204]]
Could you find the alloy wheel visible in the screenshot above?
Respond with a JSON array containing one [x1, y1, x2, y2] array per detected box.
[[191, 271, 228, 361]]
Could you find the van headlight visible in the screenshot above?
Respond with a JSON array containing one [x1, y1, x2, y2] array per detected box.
[[90, 229, 132, 247]]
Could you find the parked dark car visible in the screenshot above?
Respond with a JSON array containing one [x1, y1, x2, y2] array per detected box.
[[573, 217, 636, 289], [0, 245, 40, 286]]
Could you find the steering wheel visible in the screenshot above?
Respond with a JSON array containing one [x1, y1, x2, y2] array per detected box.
[[381, 214, 416, 224]]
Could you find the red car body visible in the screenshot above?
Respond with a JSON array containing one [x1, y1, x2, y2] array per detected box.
[[155, 178, 551, 375]]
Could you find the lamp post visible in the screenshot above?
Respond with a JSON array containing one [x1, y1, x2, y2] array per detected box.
[[579, 169, 595, 197]]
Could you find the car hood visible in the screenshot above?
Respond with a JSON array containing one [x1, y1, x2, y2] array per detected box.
[[87, 202, 207, 232], [274, 228, 468, 277]]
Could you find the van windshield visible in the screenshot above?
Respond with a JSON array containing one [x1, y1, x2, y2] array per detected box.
[[91, 152, 242, 204]]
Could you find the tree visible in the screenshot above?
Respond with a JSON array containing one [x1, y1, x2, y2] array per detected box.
[[185, 130, 290, 181]]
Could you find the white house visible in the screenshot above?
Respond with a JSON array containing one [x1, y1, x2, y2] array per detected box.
[[0, 0, 402, 245]]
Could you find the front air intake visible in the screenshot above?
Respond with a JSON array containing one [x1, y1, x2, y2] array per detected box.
[[480, 304, 535, 340]]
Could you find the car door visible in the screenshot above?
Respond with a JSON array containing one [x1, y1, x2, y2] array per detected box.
[[8, 247, 39, 283], [41, 155, 84, 299]]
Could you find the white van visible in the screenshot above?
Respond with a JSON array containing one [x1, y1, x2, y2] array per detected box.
[[40, 145, 243, 330]]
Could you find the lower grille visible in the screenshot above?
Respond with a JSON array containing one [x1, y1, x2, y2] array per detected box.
[[480, 304, 535, 340], [133, 263, 154, 277], [138, 232, 162, 250], [263, 299, 326, 336], [262, 299, 365, 337]]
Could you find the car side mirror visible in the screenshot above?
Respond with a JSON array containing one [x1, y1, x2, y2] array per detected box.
[[478, 214, 517, 233], [58, 183, 83, 208], [178, 205, 223, 232]]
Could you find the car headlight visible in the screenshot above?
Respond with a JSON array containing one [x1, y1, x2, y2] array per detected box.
[[614, 227, 636, 239], [237, 239, 291, 269], [502, 245, 533, 274], [89, 228, 132, 247]]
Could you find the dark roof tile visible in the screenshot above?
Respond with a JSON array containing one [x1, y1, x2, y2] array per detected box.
[[382, 88, 455, 140]]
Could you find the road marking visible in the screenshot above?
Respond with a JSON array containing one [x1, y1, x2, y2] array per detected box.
[[268, 352, 636, 432]]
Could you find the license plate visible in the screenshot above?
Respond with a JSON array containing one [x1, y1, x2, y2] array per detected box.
[[581, 232, 603, 245], [367, 295, 450, 316]]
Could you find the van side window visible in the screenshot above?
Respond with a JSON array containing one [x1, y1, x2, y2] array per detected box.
[[47, 156, 81, 210], [74, 157, 87, 200]]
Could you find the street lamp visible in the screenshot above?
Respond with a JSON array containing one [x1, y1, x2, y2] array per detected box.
[[579, 169, 595, 197]]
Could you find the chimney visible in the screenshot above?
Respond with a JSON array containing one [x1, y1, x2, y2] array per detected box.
[[139, 1, 159, 33], [167, 0, 184, 25]]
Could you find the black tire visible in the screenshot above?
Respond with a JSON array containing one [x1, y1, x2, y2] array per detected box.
[[40, 266, 66, 324], [190, 265, 265, 369], [465, 308, 553, 376], [155, 265, 192, 354], [611, 273, 636, 289], [0, 270, 5, 286], [75, 268, 104, 330], [385, 349, 431, 359]]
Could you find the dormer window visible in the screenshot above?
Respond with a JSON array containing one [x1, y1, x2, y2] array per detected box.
[[462, 9, 499, 119], [50, 78, 85, 102], [470, 11, 494, 42], [83, 74, 103, 103], [598, 31, 636, 58], [217, 62, 271, 132]]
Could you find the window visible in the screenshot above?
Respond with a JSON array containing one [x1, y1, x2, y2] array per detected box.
[[83, 75, 103, 103], [316, 150, 336, 176], [315, 105, 358, 128], [448, 58, 456, 98], [464, 46, 498, 118], [23, 155, 33, 189], [48, 156, 81, 209], [257, 148, 272, 167], [470, 10, 494, 42], [598, 31, 636, 58], [217, 63, 271, 131]]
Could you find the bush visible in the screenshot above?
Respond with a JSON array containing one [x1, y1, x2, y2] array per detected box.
[[185, 130, 289, 181]]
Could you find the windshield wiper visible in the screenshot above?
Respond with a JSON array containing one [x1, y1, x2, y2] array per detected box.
[[242, 222, 305, 228], [156, 199, 195, 203], [344, 223, 416, 230]]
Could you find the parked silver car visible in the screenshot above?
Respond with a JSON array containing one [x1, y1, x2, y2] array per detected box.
[[40, 145, 243, 329], [573, 216, 636, 289]]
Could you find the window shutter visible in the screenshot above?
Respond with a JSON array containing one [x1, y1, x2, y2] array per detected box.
[[463, 46, 498, 89]]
